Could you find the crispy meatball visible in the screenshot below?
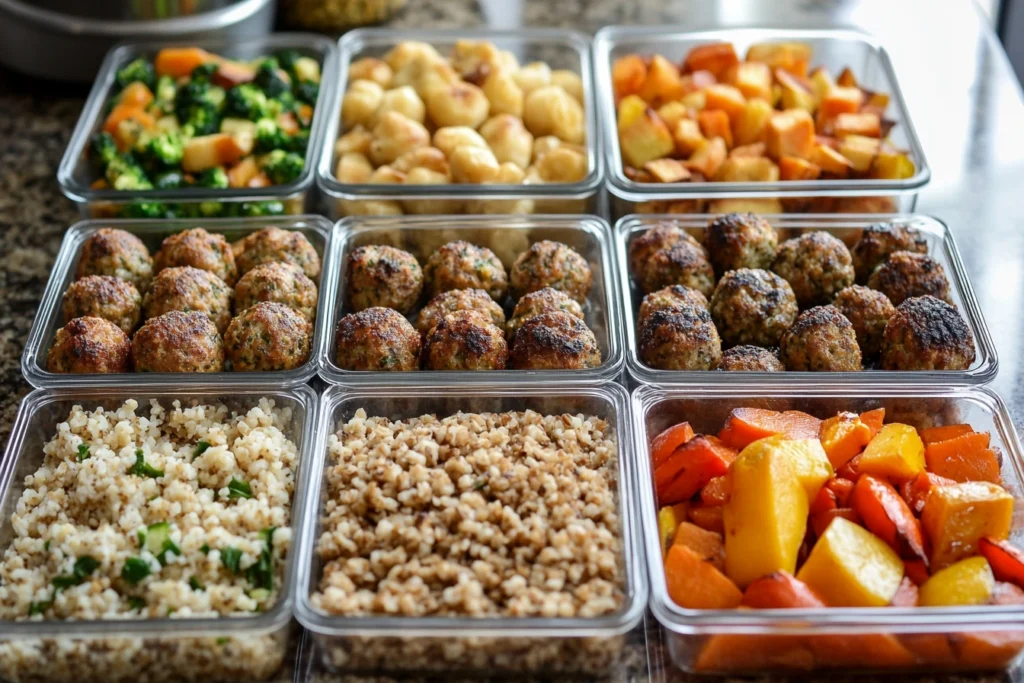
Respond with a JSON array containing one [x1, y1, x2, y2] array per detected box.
[[510, 240, 592, 303], [144, 266, 234, 334], [508, 311, 601, 370], [153, 228, 237, 285], [347, 245, 423, 314], [422, 310, 508, 370], [867, 251, 951, 306], [638, 285, 709, 325], [718, 345, 785, 372], [881, 295, 975, 371], [416, 288, 505, 336], [335, 307, 421, 371], [506, 287, 585, 338], [779, 305, 862, 372], [639, 305, 722, 370], [424, 241, 508, 301], [832, 285, 896, 359], [772, 232, 855, 308], [62, 275, 141, 335], [704, 213, 779, 277], [47, 317, 130, 374], [234, 227, 321, 280], [235, 262, 318, 322], [852, 222, 928, 283], [76, 228, 153, 291], [709, 269, 798, 348], [224, 302, 312, 372], [641, 242, 715, 298], [628, 222, 705, 274], [131, 311, 224, 373]]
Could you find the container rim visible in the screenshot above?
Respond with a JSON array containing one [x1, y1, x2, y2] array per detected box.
[[0, 383, 320, 639], [293, 382, 649, 638]]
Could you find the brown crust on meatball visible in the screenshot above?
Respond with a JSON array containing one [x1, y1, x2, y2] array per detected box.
[[832, 285, 896, 359], [347, 245, 424, 314], [131, 311, 224, 373], [144, 266, 234, 334], [709, 268, 798, 348], [852, 223, 929, 283], [638, 285, 709, 325], [772, 231, 855, 308], [62, 275, 141, 335], [718, 345, 785, 372], [235, 262, 318, 322], [507, 287, 585, 338], [224, 302, 312, 372], [234, 227, 321, 280], [867, 251, 951, 306], [76, 228, 153, 291], [422, 310, 508, 371], [639, 305, 722, 370], [880, 295, 975, 371], [416, 288, 506, 336], [47, 316, 130, 374], [508, 311, 601, 370], [779, 305, 862, 372], [335, 307, 421, 371], [510, 240, 592, 303], [641, 242, 715, 297], [153, 228, 237, 285], [704, 212, 779, 277], [424, 241, 508, 301], [629, 222, 705, 274]]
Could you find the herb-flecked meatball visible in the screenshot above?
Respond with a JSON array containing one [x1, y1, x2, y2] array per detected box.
[[506, 287, 585, 338], [75, 228, 153, 291], [416, 288, 506, 336], [424, 241, 508, 301], [143, 266, 234, 334], [639, 305, 722, 371], [640, 242, 715, 298], [510, 240, 592, 303], [779, 305, 862, 372], [638, 285, 708, 327], [224, 302, 312, 372], [772, 232, 855, 308], [335, 307, 421, 371], [709, 269, 798, 348], [234, 227, 321, 280], [235, 262, 318, 322], [131, 311, 224, 373], [347, 245, 423, 314], [867, 251, 951, 306], [718, 345, 785, 372], [832, 285, 896, 359], [704, 213, 779, 277], [880, 296, 975, 371], [153, 228, 237, 285], [508, 311, 601, 370], [47, 317, 130, 374], [422, 310, 508, 371], [629, 222, 705, 274], [851, 223, 928, 283], [62, 275, 141, 335]]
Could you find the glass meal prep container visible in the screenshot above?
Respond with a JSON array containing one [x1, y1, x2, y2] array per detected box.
[[318, 214, 624, 385], [316, 28, 604, 220], [292, 383, 648, 677], [616, 213, 996, 386], [593, 27, 930, 218], [21, 215, 333, 388], [57, 34, 339, 220], [0, 385, 319, 683], [633, 384, 1024, 675]]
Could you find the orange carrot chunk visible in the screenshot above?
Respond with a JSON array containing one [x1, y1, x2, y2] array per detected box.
[[664, 544, 742, 609], [118, 81, 154, 108], [924, 431, 1000, 484], [809, 485, 837, 516], [851, 475, 928, 564], [859, 407, 886, 437], [682, 43, 738, 78], [672, 521, 726, 572], [979, 537, 1024, 588], [742, 571, 825, 608], [689, 503, 725, 534], [901, 471, 956, 515], [825, 477, 855, 507], [904, 559, 930, 586], [650, 422, 695, 468], [718, 408, 822, 450], [920, 424, 974, 444], [655, 435, 736, 505], [810, 507, 859, 538], [154, 47, 216, 78], [700, 475, 731, 506]]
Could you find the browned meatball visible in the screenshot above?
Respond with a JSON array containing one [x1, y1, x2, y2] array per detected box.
[[641, 242, 715, 298], [510, 240, 592, 303], [779, 305, 862, 372], [880, 296, 975, 371], [144, 266, 234, 334], [62, 275, 141, 335], [347, 245, 423, 314], [718, 345, 785, 372], [422, 310, 508, 371], [508, 311, 601, 370], [416, 288, 506, 336], [638, 285, 708, 325], [772, 232, 855, 308], [639, 305, 722, 370], [709, 269, 798, 348], [335, 307, 421, 371], [867, 251, 951, 306], [153, 228, 237, 285], [234, 227, 321, 280], [235, 262, 318, 322], [851, 223, 928, 283], [424, 241, 508, 301], [131, 311, 224, 373], [704, 213, 779, 277], [832, 285, 896, 359], [628, 222, 705, 274], [506, 287, 585, 339], [76, 228, 153, 291], [224, 302, 312, 372], [47, 317, 130, 374]]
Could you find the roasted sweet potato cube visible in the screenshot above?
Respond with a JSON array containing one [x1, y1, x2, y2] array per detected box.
[[656, 101, 692, 130], [700, 475, 731, 506], [921, 481, 1014, 570], [681, 90, 706, 110], [730, 61, 773, 101], [714, 156, 779, 182], [746, 42, 812, 77], [733, 98, 775, 147], [808, 66, 835, 102], [765, 109, 815, 160], [672, 521, 726, 572], [811, 143, 854, 177], [820, 85, 864, 119], [619, 108, 676, 167], [689, 502, 725, 534], [857, 423, 925, 481], [839, 135, 881, 173], [673, 118, 706, 156], [836, 66, 858, 88], [644, 158, 691, 183], [924, 431, 1000, 484], [707, 198, 783, 214], [871, 149, 916, 180], [685, 137, 727, 178], [665, 544, 742, 609], [698, 109, 733, 148], [611, 54, 648, 101], [818, 412, 872, 469], [704, 83, 747, 121], [835, 112, 882, 138], [776, 69, 816, 112], [682, 42, 739, 78], [182, 133, 253, 173], [639, 54, 687, 105], [729, 142, 766, 158], [779, 155, 821, 181]]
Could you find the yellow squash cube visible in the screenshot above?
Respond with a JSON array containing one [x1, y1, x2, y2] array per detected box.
[[857, 423, 925, 481], [919, 557, 995, 607], [921, 481, 1014, 570]]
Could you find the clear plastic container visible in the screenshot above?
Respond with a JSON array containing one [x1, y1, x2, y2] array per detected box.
[[616, 213, 996, 385], [318, 214, 624, 385], [292, 383, 649, 677], [57, 34, 339, 219], [594, 27, 930, 215], [22, 215, 333, 388], [0, 384, 319, 683], [633, 384, 1024, 675], [316, 28, 604, 220]]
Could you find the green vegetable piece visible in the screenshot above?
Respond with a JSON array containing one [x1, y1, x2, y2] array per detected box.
[[115, 57, 156, 91], [254, 58, 289, 98], [174, 81, 223, 135], [261, 150, 304, 185], [196, 167, 229, 189], [153, 75, 177, 115], [248, 588, 271, 602], [105, 155, 153, 191], [193, 441, 212, 460], [127, 596, 146, 611], [144, 131, 185, 168], [28, 601, 52, 617], [43, 540, 51, 552], [200, 543, 211, 555], [224, 84, 272, 121], [190, 62, 219, 84], [90, 132, 119, 169], [121, 557, 151, 584], [294, 80, 319, 106], [129, 449, 164, 479], [216, 637, 229, 645], [227, 478, 252, 500], [221, 547, 242, 574], [247, 527, 275, 591], [52, 555, 100, 591], [123, 201, 167, 218], [145, 522, 171, 555], [76, 444, 90, 462], [189, 576, 205, 591], [154, 171, 185, 189]]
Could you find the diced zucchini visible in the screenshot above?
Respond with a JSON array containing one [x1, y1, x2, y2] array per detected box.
[[145, 522, 171, 556]]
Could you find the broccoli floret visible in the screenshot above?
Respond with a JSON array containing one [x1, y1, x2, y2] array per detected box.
[[90, 132, 119, 169], [154, 170, 186, 189], [153, 75, 177, 115], [105, 155, 152, 191], [115, 58, 155, 91], [199, 201, 225, 217], [294, 81, 319, 106], [254, 59, 289, 98], [175, 81, 222, 135], [268, 89, 297, 116], [238, 201, 285, 217], [254, 118, 288, 154], [122, 202, 167, 218], [261, 150, 304, 185], [224, 84, 272, 121], [196, 167, 229, 189], [190, 62, 219, 84], [287, 129, 310, 154], [143, 131, 185, 168], [276, 50, 301, 75]]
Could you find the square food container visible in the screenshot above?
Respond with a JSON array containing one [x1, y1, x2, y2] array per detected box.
[[0, 385, 320, 683], [22, 215, 333, 388], [57, 34, 339, 219], [318, 214, 624, 385], [634, 384, 1024, 676], [292, 383, 648, 677], [616, 213, 996, 385], [316, 28, 604, 220], [594, 27, 930, 217]]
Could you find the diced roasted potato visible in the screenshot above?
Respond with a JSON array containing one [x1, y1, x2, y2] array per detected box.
[[644, 158, 691, 183], [765, 109, 815, 160], [707, 198, 783, 214], [779, 155, 821, 181], [673, 118, 706, 157], [871, 148, 916, 180], [776, 69, 815, 113], [619, 107, 676, 167], [685, 137, 728, 179], [811, 142, 855, 177], [733, 98, 775, 147], [704, 84, 747, 121], [921, 481, 1013, 570], [837, 66, 858, 88], [819, 85, 864, 119], [612, 54, 648, 101], [698, 109, 733, 148], [729, 142, 766, 158], [639, 55, 687, 105], [683, 43, 739, 79], [808, 66, 835, 103], [182, 132, 252, 173], [714, 156, 779, 182], [616, 94, 648, 131], [730, 61, 772, 101], [656, 101, 692, 131], [838, 134, 882, 173], [745, 42, 812, 77], [857, 423, 926, 482], [835, 112, 882, 138]]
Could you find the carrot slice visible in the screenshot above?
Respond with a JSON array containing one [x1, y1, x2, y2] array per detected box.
[[859, 408, 886, 437], [664, 544, 742, 610], [900, 471, 956, 515], [851, 475, 928, 563], [650, 422, 695, 468], [655, 435, 736, 505], [718, 408, 822, 450], [835, 454, 861, 482], [154, 47, 217, 78], [920, 424, 973, 444], [924, 431, 1000, 484], [700, 475, 730, 506], [689, 503, 725, 534], [904, 559, 929, 586], [819, 412, 872, 469], [809, 485, 837, 516], [825, 477, 855, 507], [890, 575, 919, 606], [742, 571, 825, 608], [672, 521, 725, 572], [979, 537, 1024, 588], [810, 507, 859, 538]]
